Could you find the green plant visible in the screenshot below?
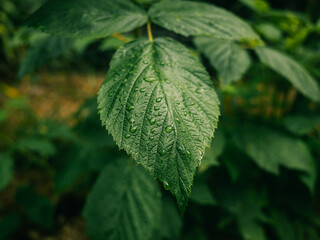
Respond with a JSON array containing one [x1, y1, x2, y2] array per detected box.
[[2, 0, 320, 239]]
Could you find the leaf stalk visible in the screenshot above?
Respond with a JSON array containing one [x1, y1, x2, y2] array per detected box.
[[147, 20, 154, 43]]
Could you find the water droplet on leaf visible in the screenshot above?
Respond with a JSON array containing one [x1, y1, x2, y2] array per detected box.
[[125, 134, 131, 139], [144, 77, 157, 82], [163, 181, 170, 190], [130, 126, 137, 133], [165, 126, 173, 133], [149, 118, 156, 125]]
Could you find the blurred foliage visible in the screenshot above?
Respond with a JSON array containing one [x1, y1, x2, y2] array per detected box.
[[0, 0, 320, 239]]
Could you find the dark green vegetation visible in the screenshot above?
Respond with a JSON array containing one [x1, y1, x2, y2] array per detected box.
[[1, 0, 320, 239]]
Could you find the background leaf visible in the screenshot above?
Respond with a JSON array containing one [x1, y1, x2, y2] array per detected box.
[[256, 47, 320, 102], [216, 185, 267, 240], [0, 154, 13, 191], [149, 1, 262, 44], [0, 213, 22, 240], [190, 178, 216, 205], [151, 195, 183, 240], [194, 37, 251, 86], [200, 128, 225, 170], [98, 37, 220, 211], [283, 115, 320, 136], [15, 186, 54, 229], [239, 0, 270, 13], [233, 124, 316, 191], [26, 0, 147, 38], [83, 158, 161, 240], [17, 35, 74, 79]]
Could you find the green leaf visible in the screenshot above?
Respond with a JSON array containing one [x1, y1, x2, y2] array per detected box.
[[26, 0, 147, 38], [190, 179, 216, 205], [151, 196, 183, 240], [0, 213, 22, 240], [0, 154, 13, 191], [17, 35, 74, 79], [194, 37, 251, 86], [217, 186, 267, 240], [200, 128, 225, 169], [239, 0, 270, 13], [98, 37, 220, 211], [271, 211, 296, 240], [256, 23, 282, 42], [15, 137, 56, 157], [0, 110, 8, 124], [255, 47, 320, 102], [83, 158, 161, 240], [149, 1, 262, 44], [16, 186, 54, 229], [283, 115, 320, 136], [233, 124, 316, 192]]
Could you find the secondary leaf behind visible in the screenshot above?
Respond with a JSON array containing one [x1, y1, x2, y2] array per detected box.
[[83, 158, 161, 240], [194, 37, 251, 86], [256, 47, 320, 102], [149, 1, 262, 44], [26, 0, 147, 38], [17, 35, 74, 79], [233, 124, 316, 192]]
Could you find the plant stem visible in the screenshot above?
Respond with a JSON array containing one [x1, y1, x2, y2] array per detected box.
[[112, 33, 130, 43], [147, 20, 154, 43]]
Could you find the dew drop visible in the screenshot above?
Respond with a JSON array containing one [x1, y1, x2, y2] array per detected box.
[[176, 118, 181, 124], [195, 88, 202, 94], [130, 126, 137, 133], [163, 181, 170, 190], [140, 88, 146, 93], [156, 97, 162, 102], [149, 118, 156, 125], [129, 118, 135, 124], [144, 77, 157, 82], [125, 134, 131, 139], [143, 60, 148, 64], [154, 106, 160, 111], [165, 126, 173, 133], [149, 136, 154, 141], [158, 112, 162, 116], [128, 105, 135, 111], [186, 150, 191, 157]]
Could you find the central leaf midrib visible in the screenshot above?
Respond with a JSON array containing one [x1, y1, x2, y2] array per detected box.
[[154, 41, 210, 143], [151, 41, 199, 204], [150, 42, 178, 172]]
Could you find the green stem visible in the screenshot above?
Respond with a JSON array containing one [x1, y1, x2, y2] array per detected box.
[[147, 20, 153, 43]]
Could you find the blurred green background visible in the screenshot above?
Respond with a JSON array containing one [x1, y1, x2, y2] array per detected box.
[[1, 0, 320, 239]]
